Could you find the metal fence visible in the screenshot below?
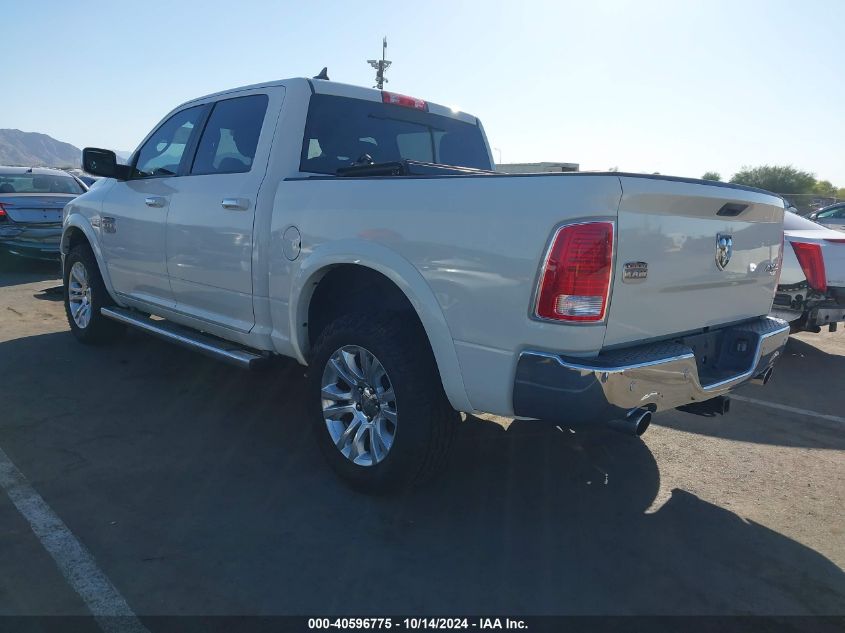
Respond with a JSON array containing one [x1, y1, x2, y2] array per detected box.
[[779, 193, 840, 215]]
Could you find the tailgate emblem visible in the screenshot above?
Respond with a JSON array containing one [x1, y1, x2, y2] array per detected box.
[[622, 261, 648, 283], [715, 233, 733, 270]]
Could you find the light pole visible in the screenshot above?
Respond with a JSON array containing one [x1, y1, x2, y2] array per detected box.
[[367, 37, 391, 90]]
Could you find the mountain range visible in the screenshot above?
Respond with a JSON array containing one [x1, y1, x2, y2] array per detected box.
[[0, 129, 82, 167], [0, 129, 132, 168]]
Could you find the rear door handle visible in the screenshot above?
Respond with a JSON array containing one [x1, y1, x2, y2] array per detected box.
[[145, 196, 166, 208], [221, 198, 250, 211]]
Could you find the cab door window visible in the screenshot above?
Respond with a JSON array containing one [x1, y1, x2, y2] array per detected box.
[[133, 106, 205, 178], [190, 95, 269, 175]]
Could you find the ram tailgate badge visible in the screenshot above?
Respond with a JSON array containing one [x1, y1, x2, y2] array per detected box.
[[716, 233, 733, 270]]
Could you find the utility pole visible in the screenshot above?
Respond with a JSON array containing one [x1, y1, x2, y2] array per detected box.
[[368, 37, 391, 90]]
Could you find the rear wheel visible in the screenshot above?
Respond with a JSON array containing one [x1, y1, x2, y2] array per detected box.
[[63, 244, 123, 344], [309, 313, 458, 493]]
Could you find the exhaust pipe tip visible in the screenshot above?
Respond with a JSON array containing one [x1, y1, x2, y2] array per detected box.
[[608, 408, 652, 437], [633, 409, 652, 436], [752, 367, 774, 386], [763, 367, 774, 385]]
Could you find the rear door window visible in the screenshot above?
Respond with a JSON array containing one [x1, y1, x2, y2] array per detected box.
[[300, 94, 491, 174], [191, 95, 269, 175]]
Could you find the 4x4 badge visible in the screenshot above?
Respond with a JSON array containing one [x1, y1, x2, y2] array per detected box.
[[716, 233, 732, 270]]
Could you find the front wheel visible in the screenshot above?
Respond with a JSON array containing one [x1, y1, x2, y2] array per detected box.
[[308, 313, 458, 493], [63, 244, 123, 344]]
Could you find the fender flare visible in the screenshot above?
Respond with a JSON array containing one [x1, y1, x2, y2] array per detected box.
[[60, 214, 122, 304], [289, 240, 473, 412]]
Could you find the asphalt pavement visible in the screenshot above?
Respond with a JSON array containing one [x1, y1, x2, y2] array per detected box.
[[0, 255, 843, 619]]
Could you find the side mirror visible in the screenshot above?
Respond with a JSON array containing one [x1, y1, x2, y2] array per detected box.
[[82, 148, 130, 180]]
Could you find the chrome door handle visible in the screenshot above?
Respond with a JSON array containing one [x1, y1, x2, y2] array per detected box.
[[145, 196, 166, 208], [221, 198, 249, 211]]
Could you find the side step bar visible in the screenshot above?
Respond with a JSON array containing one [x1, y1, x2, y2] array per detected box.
[[101, 307, 268, 369]]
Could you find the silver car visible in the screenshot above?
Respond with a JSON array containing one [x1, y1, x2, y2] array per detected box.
[[773, 211, 845, 332], [0, 166, 87, 260], [808, 203, 845, 232]]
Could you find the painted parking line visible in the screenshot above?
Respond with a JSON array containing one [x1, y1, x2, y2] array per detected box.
[[0, 446, 149, 633], [731, 394, 845, 425]]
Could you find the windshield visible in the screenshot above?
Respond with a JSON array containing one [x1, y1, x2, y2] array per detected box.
[[0, 172, 85, 195], [817, 205, 845, 219], [300, 94, 492, 175]]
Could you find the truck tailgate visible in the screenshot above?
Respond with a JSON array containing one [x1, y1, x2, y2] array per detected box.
[[604, 176, 784, 347]]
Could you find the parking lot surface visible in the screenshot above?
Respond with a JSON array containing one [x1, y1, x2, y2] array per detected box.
[[0, 255, 843, 617]]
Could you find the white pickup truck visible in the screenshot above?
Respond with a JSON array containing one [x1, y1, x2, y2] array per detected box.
[[63, 76, 790, 492]]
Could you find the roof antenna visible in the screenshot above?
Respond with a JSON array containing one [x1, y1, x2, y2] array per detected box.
[[314, 67, 329, 81]]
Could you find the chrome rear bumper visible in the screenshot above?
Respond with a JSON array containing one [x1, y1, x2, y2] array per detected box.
[[513, 316, 790, 424]]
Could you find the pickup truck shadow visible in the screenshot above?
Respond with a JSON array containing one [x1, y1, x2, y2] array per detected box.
[[0, 330, 843, 615], [654, 336, 845, 450]]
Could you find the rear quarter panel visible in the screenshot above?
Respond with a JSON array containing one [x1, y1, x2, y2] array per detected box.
[[269, 173, 622, 415]]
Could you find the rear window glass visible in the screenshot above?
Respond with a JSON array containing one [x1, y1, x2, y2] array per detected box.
[[300, 94, 492, 175], [0, 173, 85, 194], [191, 94, 269, 175]]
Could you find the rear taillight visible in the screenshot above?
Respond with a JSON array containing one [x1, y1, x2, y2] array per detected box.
[[790, 241, 827, 292], [0, 203, 7, 221], [535, 221, 614, 322], [381, 91, 428, 111]]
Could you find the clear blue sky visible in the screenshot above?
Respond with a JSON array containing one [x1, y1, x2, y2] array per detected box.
[[2, 0, 842, 182]]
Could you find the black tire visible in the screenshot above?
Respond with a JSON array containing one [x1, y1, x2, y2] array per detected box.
[[63, 243, 123, 344], [308, 312, 458, 494]]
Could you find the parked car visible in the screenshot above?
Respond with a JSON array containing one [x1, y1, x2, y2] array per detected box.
[[63, 77, 789, 492], [0, 166, 87, 260], [76, 174, 99, 188], [808, 203, 845, 232], [64, 168, 100, 188], [773, 211, 845, 332]]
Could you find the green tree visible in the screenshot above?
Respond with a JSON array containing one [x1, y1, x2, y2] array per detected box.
[[814, 180, 837, 197], [702, 171, 721, 181], [729, 165, 816, 194]]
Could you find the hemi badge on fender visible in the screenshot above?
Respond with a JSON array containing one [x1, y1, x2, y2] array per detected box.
[[622, 261, 648, 283]]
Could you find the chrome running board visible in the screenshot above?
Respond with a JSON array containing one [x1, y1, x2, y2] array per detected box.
[[101, 307, 268, 369]]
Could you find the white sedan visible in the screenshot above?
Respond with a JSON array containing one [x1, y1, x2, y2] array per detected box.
[[773, 211, 845, 333]]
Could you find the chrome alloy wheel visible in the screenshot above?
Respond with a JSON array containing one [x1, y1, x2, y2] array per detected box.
[[68, 261, 93, 329], [321, 345, 398, 467]]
